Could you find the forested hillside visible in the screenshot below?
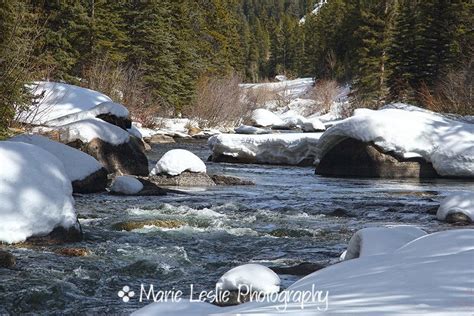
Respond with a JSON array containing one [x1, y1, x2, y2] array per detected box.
[[0, 0, 472, 132]]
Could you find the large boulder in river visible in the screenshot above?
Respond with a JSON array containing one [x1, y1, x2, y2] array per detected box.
[[0, 141, 81, 244], [315, 138, 439, 178], [10, 134, 107, 193]]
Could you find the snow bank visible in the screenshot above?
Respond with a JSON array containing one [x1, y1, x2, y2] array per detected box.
[[150, 149, 206, 176], [250, 109, 285, 127], [209, 133, 323, 165], [134, 229, 474, 315], [10, 134, 103, 182], [17, 81, 112, 125], [241, 78, 314, 102], [343, 226, 426, 260], [110, 176, 143, 195], [216, 264, 280, 294], [0, 141, 77, 243], [437, 192, 474, 223], [44, 101, 129, 126], [315, 104, 474, 177], [52, 118, 130, 145]]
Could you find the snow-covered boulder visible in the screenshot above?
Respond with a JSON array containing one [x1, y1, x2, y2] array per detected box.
[[301, 117, 326, 132], [10, 134, 107, 193], [250, 109, 285, 127], [0, 141, 79, 244], [216, 264, 280, 294], [234, 125, 270, 135], [150, 149, 206, 176], [209, 133, 323, 165], [110, 176, 144, 195], [17, 81, 112, 125], [437, 192, 474, 224], [343, 226, 427, 260], [36, 119, 149, 176], [134, 229, 474, 315], [315, 105, 474, 178], [45, 101, 131, 129]]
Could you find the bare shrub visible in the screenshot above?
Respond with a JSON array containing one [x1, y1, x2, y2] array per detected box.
[[306, 79, 340, 116], [244, 85, 278, 111], [184, 73, 248, 128]]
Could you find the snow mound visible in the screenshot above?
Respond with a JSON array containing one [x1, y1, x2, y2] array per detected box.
[[216, 264, 280, 294], [250, 109, 285, 127], [437, 192, 474, 223], [10, 134, 103, 182], [110, 176, 143, 195], [0, 141, 77, 243], [17, 81, 112, 125], [51, 118, 130, 145], [150, 149, 206, 176], [208, 133, 323, 165], [315, 105, 474, 177], [343, 226, 427, 260], [44, 101, 129, 126]]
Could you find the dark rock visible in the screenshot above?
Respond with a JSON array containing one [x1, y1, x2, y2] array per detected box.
[[213, 290, 256, 307], [72, 167, 108, 194], [270, 262, 325, 276], [210, 174, 255, 186], [96, 113, 131, 130], [54, 247, 90, 257], [316, 138, 439, 178], [445, 212, 472, 225], [270, 228, 313, 238], [112, 219, 185, 231], [24, 222, 83, 245], [149, 171, 216, 187], [210, 154, 314, 167], [0, 250, 16, 269], [327, 208, 354, 217], [68, 136, 149, 176]]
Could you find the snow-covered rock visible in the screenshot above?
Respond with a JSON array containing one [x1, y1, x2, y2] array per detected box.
[[150, 149, 206, 176], [437, 192, 474, 223], [301, 117, 326, 132], [250, 109, 285, 127], [44, 101, 129, 127], [10, 134, 103, 183], [234, 125, 270, 135], [17, 81, 112, 125], [343, 226, 427, 260], [216, 264, 280, 294], [0, 141, 78, 243], [134, 229, 474, 315], [110, 176, 144, 195], [209, 133, 323, 165], [315, 105, 474, 178]]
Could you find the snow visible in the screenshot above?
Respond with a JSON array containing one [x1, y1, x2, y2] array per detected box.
[[110, 176, 144, 195], [208, 133, 323, 165], [299, 0, 328, 23], [343, 226, 426, 260], [44, 101, 129, 126], [0, 141, 77, 244], [250, 109, 285, 127], [216, 264, 280, 294], [51, 118, 130, 145], [127, 124, 143, 139], [150, 149, 206, 176], [16, 81, 112, 125], [234, 125, 270, 135], [10, 134, 103, 182], [315, 104, 474, 177], [134, 229, 474, 315], [437, 191, 474, 222], [241, 78, 314, 102]]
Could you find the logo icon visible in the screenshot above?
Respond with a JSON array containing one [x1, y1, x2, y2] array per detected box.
[[118, 286, 135, 303]]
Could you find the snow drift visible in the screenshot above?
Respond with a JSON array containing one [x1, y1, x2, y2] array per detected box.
[[0, 141, 77, 243]]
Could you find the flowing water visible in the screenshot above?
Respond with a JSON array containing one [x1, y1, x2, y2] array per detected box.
[[1, 140, 472, 314]]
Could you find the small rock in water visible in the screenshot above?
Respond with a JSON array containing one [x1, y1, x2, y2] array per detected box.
[[327, 208, 354, 217], [112, 219, 185, 231], [270, 262, 325, 276], [445, 212, 472, 225], [210, 174, 255, 186], [270, 228, 314, 238], [0, 250, 16, 268], [54, 247, 90, 257]]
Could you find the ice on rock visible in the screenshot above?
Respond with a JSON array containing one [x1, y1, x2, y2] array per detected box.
[[10, 134, 103, 182], [343, 226, 427, 260], [110, 176, 144, 195], [150, 149, 206, 176], [437, 192, 474, 223], [0, 141, 77, 243], [216, 264, 280, 294], [315, 104, 474, 177]]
